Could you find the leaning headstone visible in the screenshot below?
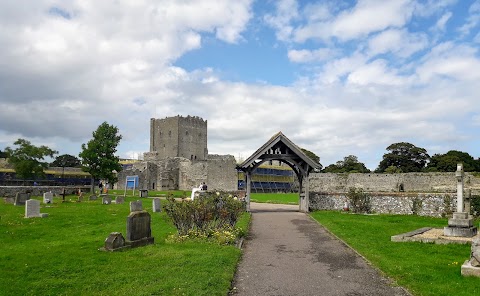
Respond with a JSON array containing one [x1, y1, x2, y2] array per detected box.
[[89, 195, 98, 201], [102, 196, 112, 205], [43, 192, 54, 204], [102, 232, 129, 252], [152, 198, 161, 212], [25, 200, 48, 218], [115, 196, 125, 204], [15, 193, 30, 206], [126, 211, 154, 247], [130, 200, 143, 212], [461, 237, 480, 277]]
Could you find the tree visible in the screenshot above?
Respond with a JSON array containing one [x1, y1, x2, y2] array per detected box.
[[51, 154, 81, 168], [426, 150, 479, 172], [79, 122, 122, 192], [0, 149, 7, 158], [301, 148, 322, 170], [323, 155, 370, 173], [376, 142, 430, 173], [4, 139, 58, 181]]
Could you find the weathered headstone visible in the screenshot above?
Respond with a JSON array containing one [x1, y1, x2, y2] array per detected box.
[[25, 199, 48, 218], [89, 195, 98, 201], [102, 196, 112, 205], [130, 200, 143, 212], [115, 196, 125, 204], [4, 197, 15, 204], [461, 237, 480, 277], [139, 190, 149, 198], [14, 193, 30, 206], [104, 232, 128, 251], [43, 192, 54, 204], [444, 163, 478, 237], [126, 211, 154, 247], [152, 198, 161, 212]]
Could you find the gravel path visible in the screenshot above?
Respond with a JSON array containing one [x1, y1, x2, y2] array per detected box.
[[231, 203, 410, 296]]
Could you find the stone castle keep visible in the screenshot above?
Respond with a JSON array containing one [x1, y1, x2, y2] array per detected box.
[[117, 115, 237, 191]]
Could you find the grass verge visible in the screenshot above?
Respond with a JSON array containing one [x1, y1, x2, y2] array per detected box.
[[0, 195, 249, 295], [250, 193, 298, 205], [310, 211, 480, 296]]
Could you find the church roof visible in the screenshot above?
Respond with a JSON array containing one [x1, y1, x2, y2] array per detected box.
[[238, 132, 321, 174]]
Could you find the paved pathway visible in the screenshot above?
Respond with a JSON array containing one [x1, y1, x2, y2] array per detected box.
[[231, 203, 410, 296]]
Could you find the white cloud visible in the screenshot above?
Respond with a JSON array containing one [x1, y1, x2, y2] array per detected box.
[[368, 28, 428, 58], [416, 42, 480, 82], [288, 48, 337, 63], [294, 0, 414, 42], [435, 11, 452, 31], [458, 0, 480, 37], [264, 0, 299, 41], [347, 59, 408, 86]]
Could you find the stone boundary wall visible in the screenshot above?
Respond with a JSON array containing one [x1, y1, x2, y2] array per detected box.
[[0, 186, 91, 198], [309, 192, 457, 218], [309, 172, 480, 194]]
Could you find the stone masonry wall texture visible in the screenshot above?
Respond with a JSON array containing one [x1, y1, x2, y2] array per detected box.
[[308, 172, 480, 217]]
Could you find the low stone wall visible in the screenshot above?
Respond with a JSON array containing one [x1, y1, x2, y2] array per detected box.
[[0, 186, 91, 198], [309, 192, 457, 218]]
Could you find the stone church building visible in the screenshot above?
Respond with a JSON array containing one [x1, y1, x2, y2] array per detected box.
[[117, 115, 237, 191]]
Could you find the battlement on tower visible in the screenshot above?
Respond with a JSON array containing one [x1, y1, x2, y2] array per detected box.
[[148, 115, 208, 161]]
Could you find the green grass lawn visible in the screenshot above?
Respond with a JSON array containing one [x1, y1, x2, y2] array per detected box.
[[310, 211, 480, 296], [0, 195, 248, 295], [250, 193, 298, 205]]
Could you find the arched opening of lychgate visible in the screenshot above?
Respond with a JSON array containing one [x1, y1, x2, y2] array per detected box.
[[237, 132, 320, 212]]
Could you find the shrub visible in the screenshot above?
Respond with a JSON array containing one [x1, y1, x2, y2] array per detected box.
[[163, 192, 246, 244], [346, 187, 371, 213]]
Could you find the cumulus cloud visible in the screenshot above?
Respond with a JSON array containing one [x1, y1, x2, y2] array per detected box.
[[293, 0, 414, 42], [368, 28, 429, 58], [288, 48, 337, 63]]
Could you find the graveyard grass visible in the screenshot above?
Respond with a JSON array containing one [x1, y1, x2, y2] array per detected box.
[[310, 211, 480, 296], [250, 193, 298, 204], [0, 194, 250, 296]]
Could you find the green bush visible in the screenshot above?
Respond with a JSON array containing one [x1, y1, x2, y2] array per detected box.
[[163, 192, 246, 244], [346, 187, 371, 213], [471, 195, 480, 217]]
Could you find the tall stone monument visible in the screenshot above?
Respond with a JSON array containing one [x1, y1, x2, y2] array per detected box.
[[444, 163, 478, 237]]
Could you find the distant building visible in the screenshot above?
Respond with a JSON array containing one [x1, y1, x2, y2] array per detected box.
[[117, 115, 237, 191]]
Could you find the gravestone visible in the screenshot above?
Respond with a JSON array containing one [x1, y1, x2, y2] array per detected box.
[[130, 200, 143, 212], [89, 195, 98, 201], [104, 232, 128, 251], [25, 200, 48, 218], [102, 196, 112, 205], [14, 193, 30, 206], [461, 237, 480, 277], [126, 211, 154, 247], [43, 192, 53, 204], [444, 164, 478, 237], [152, 198, 161, 212], [4, 197, 15, 204], [115, 196, 125, 204]]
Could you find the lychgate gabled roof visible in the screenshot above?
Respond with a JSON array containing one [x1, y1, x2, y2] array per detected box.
[[238, 132, 321, 176]]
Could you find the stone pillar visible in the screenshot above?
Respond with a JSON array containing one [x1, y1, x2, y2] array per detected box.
[[456, 163, 464, 213], [246, 171, 251, 212], [444, 163, 477, 237], [300, 174, 309, 213]]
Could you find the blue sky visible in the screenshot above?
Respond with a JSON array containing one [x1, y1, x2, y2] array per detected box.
[[0, 0, 479, 170]]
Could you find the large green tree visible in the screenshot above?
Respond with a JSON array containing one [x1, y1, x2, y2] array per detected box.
[[51, 154, 81, 168], [0, 149, 7, 158], [376, 142, 430, 173], [301, 148, 322, 170], [323, 155, 370, 173], [4, 139, 58, 181], [426, 150, 479, 172], [79, 122, 122, 192]]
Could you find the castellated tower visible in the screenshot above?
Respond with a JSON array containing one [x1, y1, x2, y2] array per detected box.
[[149, 115, 208, 161]]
